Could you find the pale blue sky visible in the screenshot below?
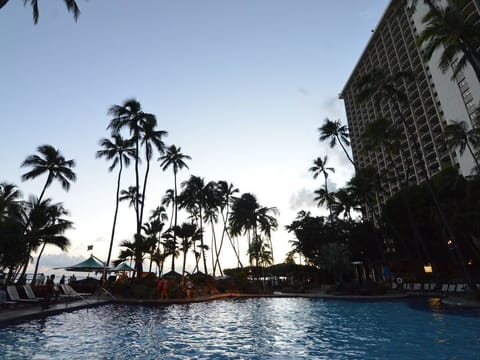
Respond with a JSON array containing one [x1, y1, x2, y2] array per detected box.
[[0, 0, 388, 275]]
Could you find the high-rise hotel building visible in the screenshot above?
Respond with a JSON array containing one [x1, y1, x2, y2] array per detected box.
[[340, 0, 479, 210]]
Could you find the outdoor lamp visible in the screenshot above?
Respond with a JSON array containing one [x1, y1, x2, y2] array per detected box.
[[423, 264, 432, 273]]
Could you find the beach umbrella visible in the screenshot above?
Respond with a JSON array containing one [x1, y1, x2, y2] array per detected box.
[[111, 262, 135, 272], [56, 255, 110, 272]]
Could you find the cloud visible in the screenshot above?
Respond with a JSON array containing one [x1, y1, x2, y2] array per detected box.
[[289, 188, 316, 210]]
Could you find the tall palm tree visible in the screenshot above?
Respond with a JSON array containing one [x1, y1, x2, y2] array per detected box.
[[215, 181, 241, 269], [108, 98, 157, 275], [416, 0, 480, 82], [178, 176, 212, 274], [21, 144, 76, 205], [444, 119, 480, 169], [161, 189, 175, 229], [96, 134, 135, 268], [0, 0, 81, 24], [318, 118, 355, 167], [159, 145, 191, 236], [309, 156, 335, 219], [139, 117, 167, 227]]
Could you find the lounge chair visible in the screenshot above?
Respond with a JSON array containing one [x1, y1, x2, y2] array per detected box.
[[455, 284, 466, 293], [6, 285, 39, 303], [23, 284, 44, 301], [447, 284, 456, 292], [0, 289, 17, 308], [426, 283, 436, 291], [413, 283, 421, 291], [441, 284, 449, 292], [61, 284, 91, 298]]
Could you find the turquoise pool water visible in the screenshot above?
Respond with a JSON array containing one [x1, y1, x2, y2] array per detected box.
[[0, 297, 479, 359]]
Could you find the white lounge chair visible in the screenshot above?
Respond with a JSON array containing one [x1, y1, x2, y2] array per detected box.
[[0, 289, 17, 308], [61, 284, 91, 298], [413, 283, 421, 291], [455, 284, 466, 293], [23, 284, 44, 300], [441, 284, 449, 292], [447, 284, 456, 292], [6, 285, 39, 303]]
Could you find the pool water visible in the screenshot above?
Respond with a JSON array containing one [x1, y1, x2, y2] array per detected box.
[[0, 297, 479, 359]]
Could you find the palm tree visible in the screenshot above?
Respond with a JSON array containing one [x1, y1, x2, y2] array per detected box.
[[313, 188, 335, 215], [161, 230, 179, 272], [173, 222, 201, 283], [178, 176, 212, 274], [108, 98, 157, 275], [150, 205, 168, 224], [330, 189, 359, 222], [96, 134, 135, 268], [21, 145, 76, 205], [416, 0, 480, 82], [318, 118, 355, 166], [0, 0, 81, 24], [139, 117, 167, 227], [119, 186, 142, 213], [444, 119, 480, 169], [142, 219, 164, 273], [229, 193, 278, 266], [159, 145, 191, 235], [28, 198, 72, 282], [215, 181, 241, 269], [0, 182, 22, 222], [161, 189, 175, 229], [309, 156, 335, 219]]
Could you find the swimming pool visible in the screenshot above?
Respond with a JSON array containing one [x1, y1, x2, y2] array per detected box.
[[0, 297, 479, 359]]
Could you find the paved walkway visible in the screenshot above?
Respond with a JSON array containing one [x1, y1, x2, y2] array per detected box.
[[0, 296, 112, 326]]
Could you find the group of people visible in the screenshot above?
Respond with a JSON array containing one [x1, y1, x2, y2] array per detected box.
[[156, 277, 194, 300]]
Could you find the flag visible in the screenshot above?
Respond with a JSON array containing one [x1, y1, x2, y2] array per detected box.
[[87, 245, 93, 251]]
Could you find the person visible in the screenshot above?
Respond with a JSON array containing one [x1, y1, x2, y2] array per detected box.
[[185, 278, 193, 299], [157, 278, 168, 300], [59, 275, 66, 285], [43, 274, 55, 309]]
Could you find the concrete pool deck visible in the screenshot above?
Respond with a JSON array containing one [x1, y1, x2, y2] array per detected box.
[[1, 291, 477, 325]]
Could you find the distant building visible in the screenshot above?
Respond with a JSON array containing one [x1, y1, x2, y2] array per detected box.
[[340, 0, 479, 213]]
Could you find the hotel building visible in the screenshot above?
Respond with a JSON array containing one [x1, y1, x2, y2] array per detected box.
[[340, 0, 480, 212]]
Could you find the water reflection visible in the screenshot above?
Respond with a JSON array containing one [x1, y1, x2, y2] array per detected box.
[[0, 298, 479, 359]]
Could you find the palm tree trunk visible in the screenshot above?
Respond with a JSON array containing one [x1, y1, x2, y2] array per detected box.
[[106, 161, 123, 268], [181, 239, 188, 286], [31, 242, 46, 283], [199, 206, 208, 274], [139, 155, 150, 228], [134, 135, 142, 277], [466, 141, 480, 169], [336, 135, 356, 166]]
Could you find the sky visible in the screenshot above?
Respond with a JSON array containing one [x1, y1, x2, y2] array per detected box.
[[0, 0, 389, 277]]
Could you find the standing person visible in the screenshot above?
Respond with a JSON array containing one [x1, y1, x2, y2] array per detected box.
[[185, 278, 193, 299], [59, 275, 66, 285], [157, 278, 168, 300], [43, 274, 55, 309]]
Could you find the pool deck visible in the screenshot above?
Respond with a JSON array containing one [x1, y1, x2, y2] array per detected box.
[[1, 291, 478, 325]]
